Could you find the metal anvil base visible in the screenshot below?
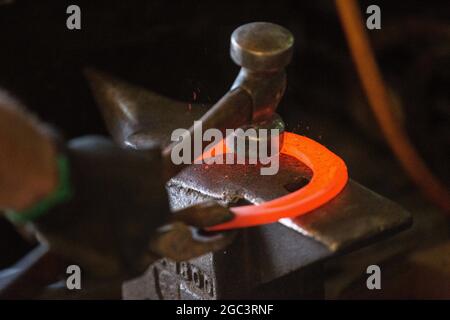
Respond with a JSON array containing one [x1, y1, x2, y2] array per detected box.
[[123, 156, 411, 299]]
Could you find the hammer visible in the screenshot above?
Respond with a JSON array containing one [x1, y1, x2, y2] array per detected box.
[[162, 22, 294, 177]]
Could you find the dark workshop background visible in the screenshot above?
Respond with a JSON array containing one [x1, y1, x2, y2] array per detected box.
[[0, 0, 449, 295]]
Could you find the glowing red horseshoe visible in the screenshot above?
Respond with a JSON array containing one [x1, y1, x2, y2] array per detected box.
[[208, 132, 348, 230]]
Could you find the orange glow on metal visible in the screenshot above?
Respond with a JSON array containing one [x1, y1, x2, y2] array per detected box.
[[206, 132, 348, 230]]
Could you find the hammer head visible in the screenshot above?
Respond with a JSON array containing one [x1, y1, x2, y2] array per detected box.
[[230, 22, 294, 122], [231, 22, 294, 73]]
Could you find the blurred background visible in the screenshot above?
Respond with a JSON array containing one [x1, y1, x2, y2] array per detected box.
[[0, 0, 449, 298]]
